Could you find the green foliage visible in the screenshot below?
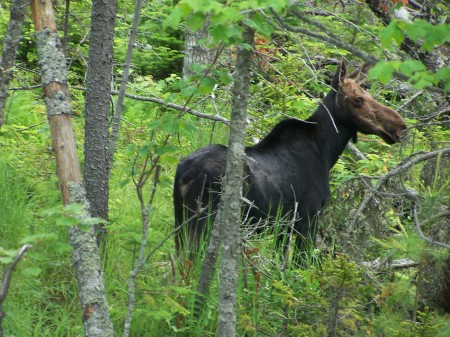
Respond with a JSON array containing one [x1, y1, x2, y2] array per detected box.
[[164, 0, 288, 46], [394, 307, 445, 337], [372, 19, 450, 91]]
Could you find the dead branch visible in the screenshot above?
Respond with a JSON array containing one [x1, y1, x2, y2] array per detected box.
[[71, 86, 230, 125], [269, 7, 378, 65], [361, 257, 419, 271], [349, 147, 450, 227], [342, 147, 450, 252]]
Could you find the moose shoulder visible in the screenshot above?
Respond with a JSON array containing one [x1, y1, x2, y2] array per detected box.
[[173, 60, 406, 263]]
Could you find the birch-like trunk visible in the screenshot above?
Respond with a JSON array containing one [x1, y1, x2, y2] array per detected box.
[[31, 1, 114, 335], [183, 21, 215, 78], [217, 26, 254, 337], [0, 0, 28, 130]]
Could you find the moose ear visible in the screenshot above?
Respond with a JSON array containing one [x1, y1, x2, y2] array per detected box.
[[332, 59, 347, 91], [348, 63, 371, 85]]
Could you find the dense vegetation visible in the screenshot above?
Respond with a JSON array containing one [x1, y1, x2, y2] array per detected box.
[[1, 0, 449, 336]]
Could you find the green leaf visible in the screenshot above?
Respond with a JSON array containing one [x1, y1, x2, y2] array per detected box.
[[181, 85, 200, 98], [188, 12, 205, 31], [379, 20, 404, 48], [20, 232, 58, 244], [124, 143, 137, 156], [0, 256, 14, 264], [213, 69, 233, 85], [80, 217, 108, 226], [64, 203, 86, 214], [368, 61, 400, 84], [243, 13, 272, 37], [155, 144, 179, 156], [405, 19, 432, 43], [410, 71, 435, 89], [21, 267, 42, 277], [163, 7, 183, 29], [210, 24, 228, 43], [435, 67, 450, 83], [56, 215, 78, 227], [53, 243, 72, 254], [399, 60, 426, 76], [199, 76, 217, 94]]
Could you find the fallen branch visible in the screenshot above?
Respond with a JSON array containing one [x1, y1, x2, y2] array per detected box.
[[361, 257, 419, 271]]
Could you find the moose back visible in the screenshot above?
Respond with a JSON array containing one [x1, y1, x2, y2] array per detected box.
[[173, 60, 406, 263]]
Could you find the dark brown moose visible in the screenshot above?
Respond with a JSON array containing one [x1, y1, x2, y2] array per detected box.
[[173, 60, 406, 264]]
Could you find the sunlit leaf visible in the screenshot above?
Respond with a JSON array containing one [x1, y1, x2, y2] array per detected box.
[[379, 20, 404, 48], [20, 232, 58, 244]]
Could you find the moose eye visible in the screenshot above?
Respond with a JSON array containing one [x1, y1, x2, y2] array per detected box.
[[354, 97, 363, 106]]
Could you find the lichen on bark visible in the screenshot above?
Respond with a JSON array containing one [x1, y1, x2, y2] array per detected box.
[[35, 29, 68, 85]]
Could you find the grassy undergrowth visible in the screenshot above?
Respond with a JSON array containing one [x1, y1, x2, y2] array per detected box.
[[1, 84, 450, 336]]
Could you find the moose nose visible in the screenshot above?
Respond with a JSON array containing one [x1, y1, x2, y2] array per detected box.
[[394, 120, 407, 142]]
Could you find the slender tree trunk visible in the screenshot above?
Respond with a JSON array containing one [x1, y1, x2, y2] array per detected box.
[[31, 1, 114, 335], [217, 26, 254, 337], [83, 0, 116, 244], [0, 0, 28, 130], [108, 0, 144, 164]]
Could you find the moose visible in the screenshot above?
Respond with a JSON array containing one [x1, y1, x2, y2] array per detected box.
[[173, 60, 406, 263]]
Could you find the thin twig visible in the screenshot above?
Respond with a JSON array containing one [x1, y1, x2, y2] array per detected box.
[[269, 8, 378, 65], [0, 244, 32, 337]]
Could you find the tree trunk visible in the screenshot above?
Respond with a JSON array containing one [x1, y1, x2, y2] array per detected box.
[[0, 0, 28, 130], [217, 26, 254, 337], [31, 0, 114, 335], [83, 0, 116, 244], [183, 20, 215, 78]]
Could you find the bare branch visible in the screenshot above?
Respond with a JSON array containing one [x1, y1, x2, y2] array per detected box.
[[269, 7, 378, 65], [0, 244, 32, 337], [270, 7, 445, 95], [111, 90, 230, 125], [0, 244, 32, 300], [72, 86, 230, 125], [343, 147, 450, 252]]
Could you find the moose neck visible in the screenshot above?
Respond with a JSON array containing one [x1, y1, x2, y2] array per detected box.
[[307, 90, 356, 171]]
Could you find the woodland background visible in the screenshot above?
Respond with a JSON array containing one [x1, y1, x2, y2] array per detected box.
[[0, 0, 449, 336]]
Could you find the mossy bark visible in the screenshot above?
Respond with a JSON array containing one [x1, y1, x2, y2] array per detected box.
[[217, 26, 254, 337], [31, 0, 114, 335]]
